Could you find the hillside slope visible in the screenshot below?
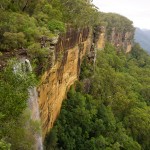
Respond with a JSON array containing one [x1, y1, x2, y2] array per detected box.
[[0, 1, 150, 149], [46, 43, 150, 150], [134, 28, 150, 53]]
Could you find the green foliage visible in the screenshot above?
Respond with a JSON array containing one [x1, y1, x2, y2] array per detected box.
[[48, 19, 65, 33], [129, 43, 150, 67], [0, 10, 40, 50], [0, 60, 35, 119], [0, 60, 38, 149], [28, 43, 49, 58], [28, 43, 51, 74], [99, 12, 134, 36], [0, 0, 101, 52], [1, 0, 150, 149], [51, 0, 100, 27], [3, 32, 26, 49], [124, 107, 150, 149], [45, 43, 150, 149], [0, 109, 40, 150], [0, 139, 11, 150]]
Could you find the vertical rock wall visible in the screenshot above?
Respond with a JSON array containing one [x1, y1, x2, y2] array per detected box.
[[94, 26, 106, 50], [37, 26, 133, 138], [38, 28, 93, 137], [109, 27, 134, 52]]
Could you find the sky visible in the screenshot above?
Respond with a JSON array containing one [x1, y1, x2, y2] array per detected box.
[[93, 0, 150, 29]]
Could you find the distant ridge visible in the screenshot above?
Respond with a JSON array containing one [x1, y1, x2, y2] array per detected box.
[[134, 28, 150, 53]]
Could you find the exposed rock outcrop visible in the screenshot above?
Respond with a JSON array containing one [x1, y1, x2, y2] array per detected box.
[[109, 27, 133, 52], [0, 24, 134, 139], [87, 26, 105, 64], [38, 28, 94, 137], [37, 26, 134, 138]]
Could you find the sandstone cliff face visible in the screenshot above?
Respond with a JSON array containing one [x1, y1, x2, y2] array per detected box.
[[109, 27, 133, 53], [37, 26, 133, 138], [94, 26, 105, 50], [38, 28, 95, 137], [87, 26, 105, 64]]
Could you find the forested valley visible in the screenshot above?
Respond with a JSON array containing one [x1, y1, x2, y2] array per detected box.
[[0, 0, 150, 150], [0, 0, 100, 149], [45, 44, 150, 150]]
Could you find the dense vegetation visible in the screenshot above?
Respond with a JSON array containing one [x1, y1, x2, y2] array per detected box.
[[0, 0, 149, 150], [45, 43, 150, 150], [98, 12, 134, 37], [0, 0, 100, 149], [0, 60, 38, 149], [0, 0, 99, 52], [0, 0, 101, 74], [0, 0, 135, 74]]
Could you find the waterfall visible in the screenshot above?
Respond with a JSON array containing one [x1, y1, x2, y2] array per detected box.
[[28, 87, 43, 150], [13, 58, 32, 74], [13, 58, 43, 150]]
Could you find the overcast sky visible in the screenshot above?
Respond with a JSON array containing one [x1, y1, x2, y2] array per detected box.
[[93, 0, 150, 29]]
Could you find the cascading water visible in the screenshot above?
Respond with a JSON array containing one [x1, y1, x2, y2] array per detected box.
[[28, 87, 43, 150], [14, 58, 43, 150]]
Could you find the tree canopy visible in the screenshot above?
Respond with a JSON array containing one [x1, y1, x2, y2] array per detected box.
[[0, 60, 38, 149], [45, 43, 150, 150], [0, 0, 100, 52]]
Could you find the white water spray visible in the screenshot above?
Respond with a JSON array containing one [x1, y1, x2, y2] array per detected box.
[[13, 58, 43, 150], [28, 87, 43, 150]]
